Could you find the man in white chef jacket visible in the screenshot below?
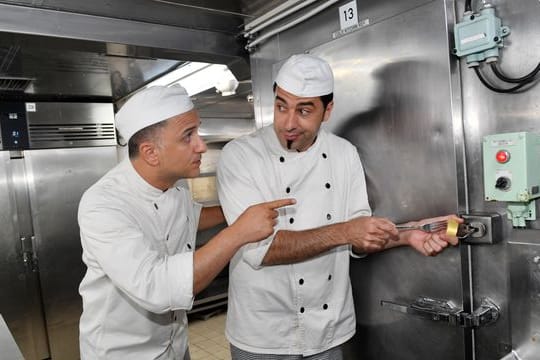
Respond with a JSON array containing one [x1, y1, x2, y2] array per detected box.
[[78, 85, 295, 360], [217, 54, 461, 359]]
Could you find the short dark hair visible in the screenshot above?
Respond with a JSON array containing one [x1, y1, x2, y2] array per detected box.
[[273, 82, 333, 109], [128, 119, 169, 159], [319, 93, 334, 109]]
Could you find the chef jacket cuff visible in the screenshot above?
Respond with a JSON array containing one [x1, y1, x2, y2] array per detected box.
[[242, 237, 273, 270], [168, 252, 194, 310], [349, 245, 367, 259]]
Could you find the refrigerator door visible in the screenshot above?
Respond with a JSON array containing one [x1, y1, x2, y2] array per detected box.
[[0, 151, 49, 360], [312, 3, 465, 359], [25, 146, 117, 360]]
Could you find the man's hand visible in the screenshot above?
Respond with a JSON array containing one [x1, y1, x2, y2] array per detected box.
[[404, 214, 462, 256], [229, 198, 296, 245], [345, 216, 399, 253]]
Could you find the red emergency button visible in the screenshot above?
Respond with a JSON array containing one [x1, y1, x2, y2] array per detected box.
[[495, 150, 510, 163]]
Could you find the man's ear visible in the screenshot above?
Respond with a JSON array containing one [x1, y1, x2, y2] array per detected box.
[[139, 141, 160, 166], [322, 101, 334, 123]]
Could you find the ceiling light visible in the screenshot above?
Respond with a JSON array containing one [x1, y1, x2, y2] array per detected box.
[[146, 62, 239, 96]]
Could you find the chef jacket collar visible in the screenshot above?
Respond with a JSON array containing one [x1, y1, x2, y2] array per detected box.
[[263, 125, 325, 159], [123, 158, 172, 202]]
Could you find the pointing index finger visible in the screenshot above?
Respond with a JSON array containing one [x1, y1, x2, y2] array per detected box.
[[265, 198, 296, 209]]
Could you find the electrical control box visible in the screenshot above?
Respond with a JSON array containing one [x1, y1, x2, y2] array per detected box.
[[0, 102, 29, 150], [483, 132, 540, 202], [453, 5, 510, 65]]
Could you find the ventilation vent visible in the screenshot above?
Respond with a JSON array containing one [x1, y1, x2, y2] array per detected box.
[[28, 123, 116, 148], [25, 102, 116, 149], [0, 77, 33, 91]]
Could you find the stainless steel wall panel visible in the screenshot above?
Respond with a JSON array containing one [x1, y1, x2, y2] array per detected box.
[[25, 147, 118, 360], [251, 0, 436, 128], [469, 240, 512, 359], [0, 0, 246, 33], [0, 3, 246, 63], [459, 0, 540, 218], [250, 40, 280, 129], [509, 232, 540, 359], [455, 0, 540, 358], [318, 13, 458, 222]]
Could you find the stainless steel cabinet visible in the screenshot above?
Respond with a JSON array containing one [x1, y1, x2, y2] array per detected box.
[[0, 101, 118, 359]]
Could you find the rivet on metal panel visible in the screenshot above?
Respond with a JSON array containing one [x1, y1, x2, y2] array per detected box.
[[497, 342, 512, 354]]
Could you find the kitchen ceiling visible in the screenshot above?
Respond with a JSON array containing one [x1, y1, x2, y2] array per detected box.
[[0, 0, 289, 105]]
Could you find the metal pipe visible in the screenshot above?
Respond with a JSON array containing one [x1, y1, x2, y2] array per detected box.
[[152, 0, 252, 18], [246, 0, 340, 50], [244, 0, 319, 38], [243, 0, 305, 32]]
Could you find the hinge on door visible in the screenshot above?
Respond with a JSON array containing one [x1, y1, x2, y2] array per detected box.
[[381, 296, 500, 328], [460, 298, 500, 328], [20, 235, 39, 272]]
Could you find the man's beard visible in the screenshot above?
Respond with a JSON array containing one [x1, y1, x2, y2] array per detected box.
[[287, 140, 293, 149]]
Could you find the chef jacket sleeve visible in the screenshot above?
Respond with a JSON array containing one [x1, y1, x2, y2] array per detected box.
[[78, 200, 194, 313], [216, 141, 277, 269], [346, 146, 372, 258]]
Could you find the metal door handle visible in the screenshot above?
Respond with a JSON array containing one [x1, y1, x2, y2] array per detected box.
[[381, 296, 500, 328], [20, 235, 39, 272]]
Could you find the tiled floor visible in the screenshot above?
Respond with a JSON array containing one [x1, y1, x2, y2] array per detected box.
[[188, 309, 231, 360]]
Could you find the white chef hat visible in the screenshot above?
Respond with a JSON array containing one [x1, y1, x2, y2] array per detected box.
[[115, 84, 194, 143], [275, 54, 334, 97]]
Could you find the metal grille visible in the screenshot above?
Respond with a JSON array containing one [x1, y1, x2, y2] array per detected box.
[[0, 77, 33, 91], [29, 123, 115, 141], [28, 122, 116, 147]]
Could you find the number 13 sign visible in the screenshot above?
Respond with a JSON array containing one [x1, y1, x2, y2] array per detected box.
[[338, 1, 358, 30]]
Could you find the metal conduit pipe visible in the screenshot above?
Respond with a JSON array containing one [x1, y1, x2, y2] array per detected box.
[[244, 0, 319, 38], [243, 0, 305, 32], [246, 0, 340, 51], [152, 0, 251, 18]]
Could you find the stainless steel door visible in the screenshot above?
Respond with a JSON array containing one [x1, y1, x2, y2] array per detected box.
[[25, 146, 117, 360], [314, 2, 464, 359], [246, 0, 540, 358], [249, 1, 468, 359], [0, 151, 49, 360]]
